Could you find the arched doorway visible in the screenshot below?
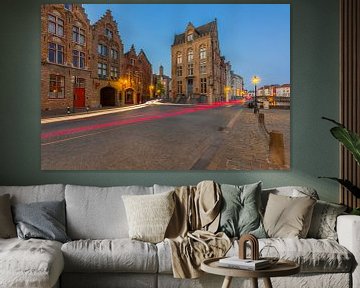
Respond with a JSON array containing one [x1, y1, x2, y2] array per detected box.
[[125, 88, 135, 104], [100, 86, 116, 107]]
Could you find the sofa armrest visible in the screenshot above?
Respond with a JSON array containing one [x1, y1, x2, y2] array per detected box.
[[337, 215, 360, 288]]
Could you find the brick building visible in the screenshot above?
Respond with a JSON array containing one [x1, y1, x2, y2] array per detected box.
[[171, 20, 226, 104], [120, 45, 153, 104], [41, 5, 153, 113], [40, 4, 93, 112], [153, 65, 171, 100], [91, 10, 124, 107]]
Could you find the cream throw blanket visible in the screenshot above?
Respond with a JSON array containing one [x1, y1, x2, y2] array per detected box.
[[165, 181, 231, 278]]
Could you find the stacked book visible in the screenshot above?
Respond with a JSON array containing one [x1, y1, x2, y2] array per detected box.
[[218, 257, 271, 270]]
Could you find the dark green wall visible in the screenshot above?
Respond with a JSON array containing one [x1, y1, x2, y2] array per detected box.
[[0, 0, 340, 202]]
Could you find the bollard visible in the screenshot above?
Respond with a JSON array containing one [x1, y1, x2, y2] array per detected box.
[[66, 106, 71, 114], [269, 130, 285, 165], [258, 113, 265, 125]]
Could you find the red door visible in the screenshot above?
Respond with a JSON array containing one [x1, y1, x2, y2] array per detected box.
[[74, 88, 85, 108]]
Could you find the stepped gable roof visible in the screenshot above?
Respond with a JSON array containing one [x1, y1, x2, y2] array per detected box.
[[92, 9, 120, 36], [138, 49, 151, 65], [124, 44, 136, 56], [173, 20, 217, 45]]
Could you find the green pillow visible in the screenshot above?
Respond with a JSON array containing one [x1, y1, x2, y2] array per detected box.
[[218, 182, 266, 238]]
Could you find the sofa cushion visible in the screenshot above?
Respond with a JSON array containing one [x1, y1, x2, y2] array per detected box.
[[12, 200, 70, 243], [307, 200, 347, 240], [65, 185, 153, 239], [261, 186, 319, 212], [0, 194, 16, 238], [0, 184, 65, 204], [263, 193, 316, 238], [0, 238, 63, 288], [61, 239, 158, 273], [122, 191, 175, 243], [218, 182, 266, 238]]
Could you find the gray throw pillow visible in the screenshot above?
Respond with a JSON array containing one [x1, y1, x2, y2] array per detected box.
[[218, 182, 266, 238], [307, 200, 347, 240], [0, 194, 16, 238], [12, 200, 70, 243]]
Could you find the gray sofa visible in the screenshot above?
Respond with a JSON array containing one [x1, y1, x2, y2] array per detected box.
[[0, 184, 359, 288]]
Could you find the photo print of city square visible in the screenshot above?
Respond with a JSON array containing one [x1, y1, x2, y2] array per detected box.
[[40, 4, 290, 170]]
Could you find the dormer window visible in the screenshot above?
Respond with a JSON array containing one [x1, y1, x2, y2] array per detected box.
[[187, 33, 193, 41]]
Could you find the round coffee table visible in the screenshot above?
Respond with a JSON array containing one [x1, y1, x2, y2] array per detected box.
[[201, 257, 300, 288]]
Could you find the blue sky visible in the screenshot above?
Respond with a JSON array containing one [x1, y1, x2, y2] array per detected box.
[[83, 4, 290, 90]]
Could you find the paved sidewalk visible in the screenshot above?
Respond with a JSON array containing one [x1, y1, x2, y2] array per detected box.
[[207, 109, 290, 170]]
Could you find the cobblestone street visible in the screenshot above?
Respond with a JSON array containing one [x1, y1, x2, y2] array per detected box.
[[207, 109, 290, 170], [41, 104, 290, 170]]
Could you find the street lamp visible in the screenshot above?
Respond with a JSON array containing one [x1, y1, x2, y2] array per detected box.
[[251, 75, 261, 113]]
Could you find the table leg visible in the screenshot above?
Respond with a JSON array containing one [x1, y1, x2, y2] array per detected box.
[[221, 276, 233, 288], [263, 277, 273, 288], [251, 278, 258, 288]]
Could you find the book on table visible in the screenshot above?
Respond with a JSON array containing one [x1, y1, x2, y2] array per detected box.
[[218, 257, 271, 270]]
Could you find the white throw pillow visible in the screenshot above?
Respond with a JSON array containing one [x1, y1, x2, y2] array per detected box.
[[122, 191, 175, 243]]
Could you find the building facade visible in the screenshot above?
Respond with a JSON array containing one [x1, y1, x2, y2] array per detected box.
[[171, 20, 225, 104], [153, 65, 171, 100], [120, 45, 153, 104], [276, 84, 291, 97], [230, 72, 244, 99], [41, 4, 93, 112], [41, 5, 153, 113], [91, 9, 124, 107]]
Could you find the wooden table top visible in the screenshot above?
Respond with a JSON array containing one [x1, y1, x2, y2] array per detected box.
[[201, 257, 300, 278]]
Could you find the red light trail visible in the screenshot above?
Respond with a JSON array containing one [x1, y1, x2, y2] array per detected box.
[[41, 101, 242, 140]]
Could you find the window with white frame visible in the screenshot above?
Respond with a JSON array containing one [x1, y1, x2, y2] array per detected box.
[[188, 63, 194, 76], [72, 50, 85, 68], [98, 63, 107, 78], [111, 49, 118, 60], [98, 44, 108, 56], [200, 45, 206, 60], [187, 33, 193, 41], [176, 66, 182, 77], [48, 14, 64, 37], [187, 49, 193, 62], [48, 43, 64, 64], [177, 52, 182, 64], [72, 26, 85, 45], [49, 74, 65, 99]]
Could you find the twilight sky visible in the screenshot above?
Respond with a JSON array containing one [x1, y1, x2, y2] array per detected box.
[[83, 4, 290, 90]]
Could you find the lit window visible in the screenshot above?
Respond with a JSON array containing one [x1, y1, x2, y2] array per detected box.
[[187, 33, 193, 41], [98, 63, 107, 78], [176, 52, 182, 64], [98, 44, 108, 56], [187, 49, 193, 62], [200, 45, 206, 59], [49, 74, 65, 99], [48, 43, 64, 64], [48, 14, 64, 37], [111, 66, 119, 78]]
